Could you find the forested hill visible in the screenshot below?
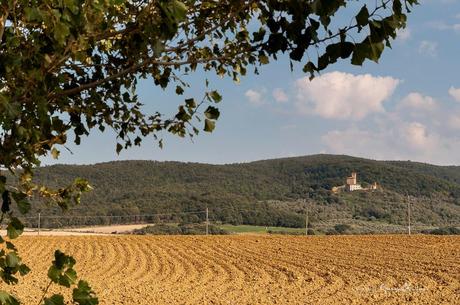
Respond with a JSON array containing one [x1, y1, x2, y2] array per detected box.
[[30, 155, 460, 227]]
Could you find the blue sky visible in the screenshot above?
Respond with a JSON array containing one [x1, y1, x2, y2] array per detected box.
[[45, 0, 460, 166]]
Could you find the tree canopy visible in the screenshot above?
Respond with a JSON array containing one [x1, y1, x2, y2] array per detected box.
[[1, 0, 417, 173], [0, 0, 417, 304]]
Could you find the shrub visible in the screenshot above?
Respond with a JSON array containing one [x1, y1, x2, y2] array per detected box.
[[132, 223, 228, 235], [267, 230, 304, 236], [133, 224, 182, 235], [421, 227, 460, 235], [334, 224, 352, 234], [180, 224, 228, 235]]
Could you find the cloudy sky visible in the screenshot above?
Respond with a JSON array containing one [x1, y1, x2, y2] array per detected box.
[[46, 0, 460, 166]]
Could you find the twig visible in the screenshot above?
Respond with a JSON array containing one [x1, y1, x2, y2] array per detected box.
[[37, 279, 53, 305]]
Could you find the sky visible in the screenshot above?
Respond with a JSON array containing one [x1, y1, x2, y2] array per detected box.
[[45, 0, 460, 166]]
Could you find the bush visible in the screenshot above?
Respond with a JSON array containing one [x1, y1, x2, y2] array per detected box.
[[267, 230, 304, 236], [334, 224, 352, 234], [326, 224, 352, 235], [180, 224, 228, 235], [133, 224, 182, 235], [132, 223, 228, 235], [359, 206, 388, 220], [421, 226, 460, 235]]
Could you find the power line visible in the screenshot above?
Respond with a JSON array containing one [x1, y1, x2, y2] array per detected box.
[[21, 210, 206, 220]]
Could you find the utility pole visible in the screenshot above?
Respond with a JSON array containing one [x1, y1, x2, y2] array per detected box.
[[407, 195, 411, 235], [205, 207, 209, 236], [305, 208, 309, 236], [304, 199, 309, 236], [38, 212, 41, 236]]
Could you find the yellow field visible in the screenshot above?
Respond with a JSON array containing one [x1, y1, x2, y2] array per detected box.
[[2, 235, 459, 304]]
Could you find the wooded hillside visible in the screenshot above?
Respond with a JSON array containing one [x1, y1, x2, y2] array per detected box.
[[27, 155, 460, 228]]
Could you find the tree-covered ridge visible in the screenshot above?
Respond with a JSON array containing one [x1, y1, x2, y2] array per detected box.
[[36, 154, 460, 197], [29, 154, 460, 228]]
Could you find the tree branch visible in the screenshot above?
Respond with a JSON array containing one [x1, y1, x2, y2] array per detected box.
[[164, 0, 255, 54], [49, 0, 392, 100], [0, 7, 9, 44], [51, 55, 233, 99]]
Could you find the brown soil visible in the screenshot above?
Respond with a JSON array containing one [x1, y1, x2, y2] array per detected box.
[[2, 235, 459, 304]]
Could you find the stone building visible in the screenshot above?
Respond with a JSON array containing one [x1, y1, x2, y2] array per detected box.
[[345, 172, 362, 192], [332, 172, 379, 193]]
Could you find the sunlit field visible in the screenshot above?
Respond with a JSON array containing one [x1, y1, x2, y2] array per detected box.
[[3, 235, 459, 305]]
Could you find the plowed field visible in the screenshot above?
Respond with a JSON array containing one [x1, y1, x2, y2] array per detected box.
[[2, 235, 459, 304]]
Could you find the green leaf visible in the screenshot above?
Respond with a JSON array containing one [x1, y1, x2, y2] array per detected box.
[[204, 106, 220, 120], [59, 268, 77, 287], [1, 191, 11, 213], [64, 0, 79, 14], [259, 54, 269, 65], [309, 18, 320, 30], [7, 218, 24, 240], [116, 143, 123, 154], [53, 250, 76, 270], [5, 252, 20, 268], [289, 47, 305, 62], [48, 265, 61, 283], [44, 294, 65, 305], [175, 106, 191, 121], [185, 98, 196, 109], [5, 241, 16, 251], [170, 0, 188, 22], [73, 280, 99, 305], [175, 86, 184, 95], [351, 41, 371, 66], [51, 148, 60, 159], [159, 0, 188, 29], [209, 91, 222, 103], [356, 5, 370, 28], [393, 0, 402, 15], [54, 22, 70, 45], [73, 178, 92, 192], [24, 7, 43, 22], [0, 176, 5, 193], [204, 119, 215, 132], [369, 41, 385, 62], [0, 291, 19, 305], [11, 192, 31, 214], [339, 42, 355, 59], [48, 250, 79, 287], [18, 264, 31, 276]]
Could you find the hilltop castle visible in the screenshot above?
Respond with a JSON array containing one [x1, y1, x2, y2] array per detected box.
[[332, 172, 378, 193]]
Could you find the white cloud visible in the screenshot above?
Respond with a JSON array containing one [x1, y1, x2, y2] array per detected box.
[[403, 122, 435, 149], [280, 124, 297, 130], [321, 122, 436, 160], [449, 86, 460, 102], [295, 72, 400, 120], [449, 114, 460, 129], [429, 21, 460, 32], [418, 41, 438, 57], [321, 117, 460, 165], [398, 92, 437, 111], [321, 127, 399, 160], [272, 88, 289, 103], [245, 89, 265, 106], [422, 0, 458, 4], [442, 23, 460, 31], [396, 28, 411, 42]]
